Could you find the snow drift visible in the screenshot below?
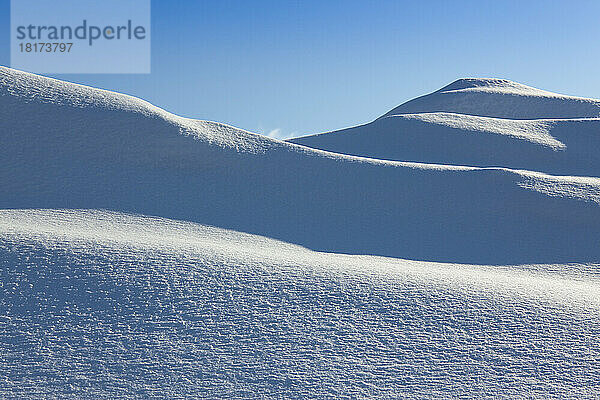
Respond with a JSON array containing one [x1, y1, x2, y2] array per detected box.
[[291, 79, 600, 177], [1, 210, 599, 398], [2, 67, 600, 398], [2, 66, 600, 264], [383, 78, 600, 120]]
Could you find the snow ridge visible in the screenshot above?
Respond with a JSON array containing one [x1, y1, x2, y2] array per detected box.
[[2, 66, 600, 264], [437, 77, 561, 96], [3, 67, 600, 398], [383, 77, 600, 119], [291, 78, 600, 177], [1, 209, 600, 398]]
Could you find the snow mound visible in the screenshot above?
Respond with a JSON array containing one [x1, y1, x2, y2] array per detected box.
[[290, 113, 600, 176], [291, 79, 600, 176], [398, 112, 564, 148], [1, 210, 599, 398], [381, 78, 600, 119], [3, 66, 600, 265], [438, 78, 559, 95]]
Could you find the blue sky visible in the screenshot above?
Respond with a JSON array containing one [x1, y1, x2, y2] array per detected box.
[[1, 0, 600, 138]]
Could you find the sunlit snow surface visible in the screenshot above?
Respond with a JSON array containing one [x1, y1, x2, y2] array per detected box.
[[291, 79, 600, 177], [3, 67, 600, 397], [1, 210, 599, 399], [3, 66, 600, 265]]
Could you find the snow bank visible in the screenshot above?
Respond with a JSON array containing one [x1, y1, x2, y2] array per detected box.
[[291, 80, 600, 177], [2, 66, 600, 264], [1, 210, 599, 398], [291, 113, 600, 176]]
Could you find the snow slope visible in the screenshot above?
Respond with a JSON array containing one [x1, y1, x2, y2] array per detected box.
[[383, 78, 600, 120], [290, 79, 600, 177], [290, 113, 600, 176], [2, 66, 600, 264], [2, 67, 600, 398], [1, 210, 599, 399]]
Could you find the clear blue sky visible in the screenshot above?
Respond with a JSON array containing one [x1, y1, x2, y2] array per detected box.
[[1, 0, 600, 138]]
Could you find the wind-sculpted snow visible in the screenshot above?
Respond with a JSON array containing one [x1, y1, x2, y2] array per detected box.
[[382, 78, 600, 119], [2, 67, 600, 398], [291, 83, 600, 177], [1, 210, 599, 399], [2, 66, 600, 264]]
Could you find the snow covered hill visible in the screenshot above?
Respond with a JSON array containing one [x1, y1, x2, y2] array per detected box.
[[1, 210, 599, 398], [383, 78, 600, 120], [290, 79, 600, 177], [2, 66, 600, 264], [2, 66, 600, 397]]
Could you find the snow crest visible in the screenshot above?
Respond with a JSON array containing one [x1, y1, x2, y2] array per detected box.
[[3, 67, 600, 398]]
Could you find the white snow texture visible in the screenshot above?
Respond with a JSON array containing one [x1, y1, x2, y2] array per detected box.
[[1, 67, 600, 398]]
